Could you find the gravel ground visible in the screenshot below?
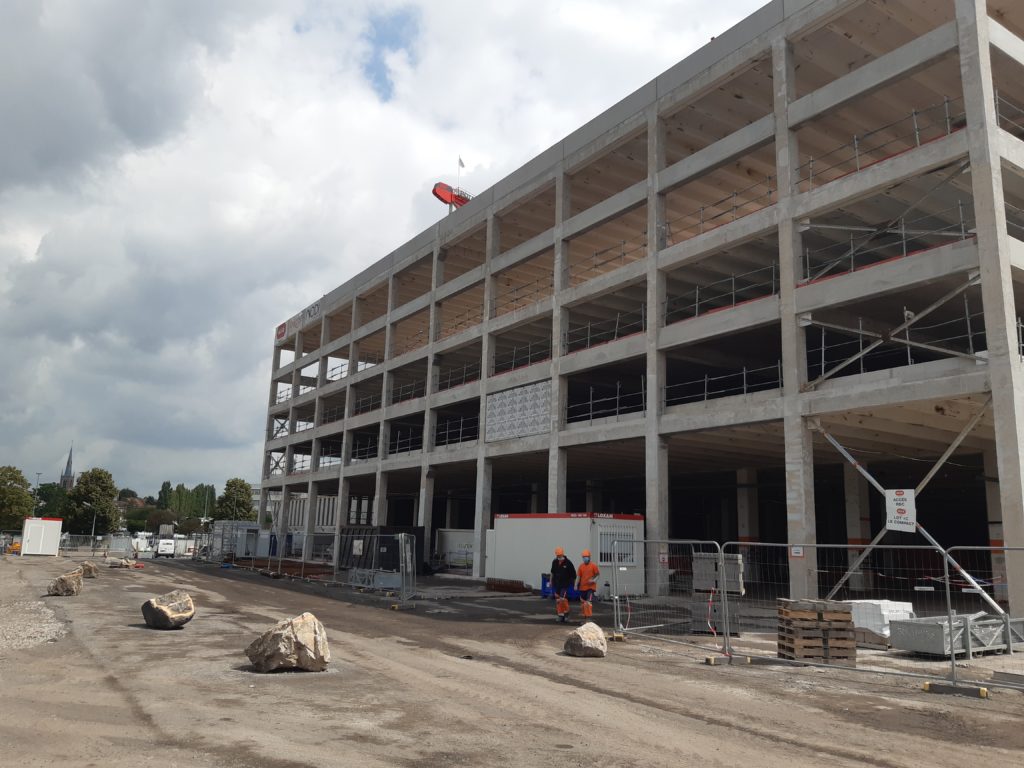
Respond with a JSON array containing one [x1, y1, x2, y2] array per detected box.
[[3, 554, 1024, 767], [0, 558, 65, 652]]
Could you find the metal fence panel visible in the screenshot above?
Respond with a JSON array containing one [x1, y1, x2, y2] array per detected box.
[[610, 540, 728, 653], [945, 546, 1024, 690]]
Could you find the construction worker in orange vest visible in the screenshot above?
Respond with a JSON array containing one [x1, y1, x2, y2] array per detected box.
[[576, 549, 600, 620], [550, 547, 576, 622]]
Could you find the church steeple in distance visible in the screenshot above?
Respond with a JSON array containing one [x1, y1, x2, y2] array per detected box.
[[59, 445, 74, 491]]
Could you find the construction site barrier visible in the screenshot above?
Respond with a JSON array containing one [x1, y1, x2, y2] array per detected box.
[[610, 539, 1024, 693]]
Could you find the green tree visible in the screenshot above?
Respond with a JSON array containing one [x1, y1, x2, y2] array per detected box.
[[157, 481, 172, 510], [66, 468, 119, 535], [36, 482, 68, 519], [118, 488, 138, 500], [170, 483, 190, 517], [0, 466, 35, 530], [216, 478, 255, 521], [146, 508, 176, 532], [177, 517, 204, 535]]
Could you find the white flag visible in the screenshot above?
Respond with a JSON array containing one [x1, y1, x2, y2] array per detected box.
[[458, 156, 465, 168]]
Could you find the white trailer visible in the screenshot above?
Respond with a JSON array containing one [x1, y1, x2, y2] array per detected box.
[[485, 513, 645, 594], [20, 517, 63, 557]]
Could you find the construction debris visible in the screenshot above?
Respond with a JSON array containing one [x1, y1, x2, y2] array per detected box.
[[141, 590, 196, 630], [46, 570, 83, 597], [245, 612, 331, 673], [563, 621, 608, 658]]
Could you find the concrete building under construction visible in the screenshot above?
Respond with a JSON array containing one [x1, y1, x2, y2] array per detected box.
[[260, 0, 1024, 607]]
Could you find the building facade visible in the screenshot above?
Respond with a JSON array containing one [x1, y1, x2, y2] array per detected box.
[[260, 0, 1024, 609]]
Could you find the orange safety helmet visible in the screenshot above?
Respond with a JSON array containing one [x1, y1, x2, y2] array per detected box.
[[554, 546, 565, 556], [581, 549, 591, 558]]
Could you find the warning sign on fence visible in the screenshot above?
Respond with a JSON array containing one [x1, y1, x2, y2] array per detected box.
[[885, 489, 917, 532]]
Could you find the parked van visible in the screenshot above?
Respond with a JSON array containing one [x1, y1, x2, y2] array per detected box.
[[154, 538, 176, 558]]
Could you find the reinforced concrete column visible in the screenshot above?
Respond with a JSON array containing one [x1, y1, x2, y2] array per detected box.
[[302, 481, 318, 561], [774, 37, 817, 598], [549, 168, 569, 514], [418, 466, 435, 559], [471, 214, 498, 577], [472, 457, 491, 577], [277, 486, 291, 556], [984, 450, 1010, 604], [371, 471, 389, 526], [958, 0, 1024, 613], [333, 475, 351, 570], [737, 468, 759, 543], [645, 109, 670, 583], [843, 462, 873, 591]]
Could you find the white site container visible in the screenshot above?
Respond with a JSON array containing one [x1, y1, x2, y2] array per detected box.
[[485, 513, 646, 594], [20, 517, 63, 557]]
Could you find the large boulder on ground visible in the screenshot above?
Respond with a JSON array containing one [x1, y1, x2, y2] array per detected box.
[[105, 556, 132, 568], [80, 561, 99, 578], [141, 590, 196, 630], [563, 621, 608, 658], [47, 570, 84, 596], [245, 612, 330, 673]]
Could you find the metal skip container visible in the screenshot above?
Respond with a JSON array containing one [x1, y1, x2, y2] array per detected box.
[[889, 613, 1024, 657]]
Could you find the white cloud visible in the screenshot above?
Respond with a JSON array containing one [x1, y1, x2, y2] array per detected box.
[[0, 0, 765, 495]]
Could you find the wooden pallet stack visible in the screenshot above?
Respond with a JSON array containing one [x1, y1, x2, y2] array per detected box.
[[777, 598, 857, 666]]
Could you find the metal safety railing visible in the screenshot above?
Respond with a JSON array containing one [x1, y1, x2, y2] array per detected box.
[[664, 263, 779, 325], [806, 307, 986, 381], [664, 361, 782, 406], [611, 539, 1024, 693], [493, 273, 555, 317], [566, 381, 646, 424], [664, 176, 776, 246], [388, 428, 424, 455], [438, 306, 485, 341], [435, 415, 479, 447], [352, 391, 383, 415], [564, 307, 646, 353], [570, 234, 648, 286], [320, 405, 345, 425], [801, 202, 975, 281], [392, 327, 430, 357], [391, 378, 426, 404], [492, 339, 552, 375], [326, 361, 349, 381], [350, 436, 379, 461], [795, 96, 966, 191], [436, 361, 481, 391]]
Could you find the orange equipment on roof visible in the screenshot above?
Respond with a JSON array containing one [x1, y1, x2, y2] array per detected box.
[[432, 182, 473, 209]]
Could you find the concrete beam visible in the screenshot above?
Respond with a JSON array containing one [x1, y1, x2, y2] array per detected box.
[[659, 206, 779, 272], [802, 360, 989, 416], [562, 181, 647, 241], [557, 335, 649, 376], [491, 229, 557, 276], [794, 130, 969, 219], [658, 116, 775, 193], [999, 128, 1024, 178], [559, 419, 646, 448], [989, 17, 1024, 70], [789, 22, 958, 128], [795, 238, 980, 313], [659, 295, 780, 350], [660, 389, 785, 433], [560, 260, 647, 308]]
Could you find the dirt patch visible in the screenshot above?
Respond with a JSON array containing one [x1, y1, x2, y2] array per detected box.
[[2, 554, 1022, 767]]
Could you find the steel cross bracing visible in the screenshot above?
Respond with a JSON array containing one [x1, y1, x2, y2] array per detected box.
[[809, 398, 1003, 616], [804, 160, 971, 284], [800, 272, 982, 392]]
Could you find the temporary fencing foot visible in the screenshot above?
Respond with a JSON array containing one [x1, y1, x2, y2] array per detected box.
[[923, 682, 989, 698]]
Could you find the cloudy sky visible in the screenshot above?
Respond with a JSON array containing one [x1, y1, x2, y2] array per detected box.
[[0, 0, 765, 497]]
